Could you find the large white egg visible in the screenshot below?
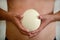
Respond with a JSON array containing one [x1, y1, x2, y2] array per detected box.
[[21, 9, 41, 32]]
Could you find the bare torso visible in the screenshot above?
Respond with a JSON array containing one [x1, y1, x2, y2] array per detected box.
[[6, 0, 56, 40]]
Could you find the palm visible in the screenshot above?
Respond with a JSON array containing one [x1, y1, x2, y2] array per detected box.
[[12, 15, 30, 36], [29, 14, 54, 38]]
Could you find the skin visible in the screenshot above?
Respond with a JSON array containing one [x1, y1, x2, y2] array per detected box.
[[31, 11, 60, 37], [0, 0, 60, 40], [0, 8, 30, 36], [7, 0, 55, 37]]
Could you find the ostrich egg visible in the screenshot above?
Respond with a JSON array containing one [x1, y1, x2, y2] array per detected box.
[[21, 9, 41, 32]]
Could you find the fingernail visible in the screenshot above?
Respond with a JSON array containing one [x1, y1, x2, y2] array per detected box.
[[38, 16, 40, 19]]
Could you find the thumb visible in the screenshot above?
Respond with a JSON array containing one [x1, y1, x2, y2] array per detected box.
[[38, 15, 45, 20], [16, 15, 23, 20]]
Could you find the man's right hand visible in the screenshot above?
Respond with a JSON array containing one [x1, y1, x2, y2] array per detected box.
[[9, 13, 31, 36], [0, 8, 30, 36]]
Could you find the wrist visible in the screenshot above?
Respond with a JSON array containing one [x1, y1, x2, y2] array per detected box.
[[53, 11, 60, 21], [49, 14, 56, 22], [6, 12, 15, 22], [52, 14, 57, 22]]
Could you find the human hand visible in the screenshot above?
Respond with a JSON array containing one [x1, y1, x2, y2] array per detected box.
[[15, 15, 32, 36], [29, 12, 55, 38], [8, 13, 30, 36]]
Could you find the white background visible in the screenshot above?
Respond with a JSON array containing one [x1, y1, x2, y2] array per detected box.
[[54, 0, 60, 40], [0, 0, 7, 40]]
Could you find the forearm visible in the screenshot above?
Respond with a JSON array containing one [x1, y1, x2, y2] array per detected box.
[[54, 11, 60, 21], [0, 8, 13, 21], [0, 8, 7, 20]]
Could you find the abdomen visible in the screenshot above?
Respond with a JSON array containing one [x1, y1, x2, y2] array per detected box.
[[6, 0, 55, 40]]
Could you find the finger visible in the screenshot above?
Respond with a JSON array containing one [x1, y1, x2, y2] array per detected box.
[[31, 27, 40, 34], [38, 14, 46, 19], [31, 20, 46, 34], [38, 20, 50, 31], [16, 20, 30, 33], [31, 20, 44, 34], [16, 23, 30, 34], [13, 16, 30, 36], [29, 32, 39, 38], [20, 23, 30, 32], [16, 15, 23, 20], [20, 30, 31, 36], [19, 27, 29, 33], [38, 16, 40, 19], [20, 30, 29, 36]]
